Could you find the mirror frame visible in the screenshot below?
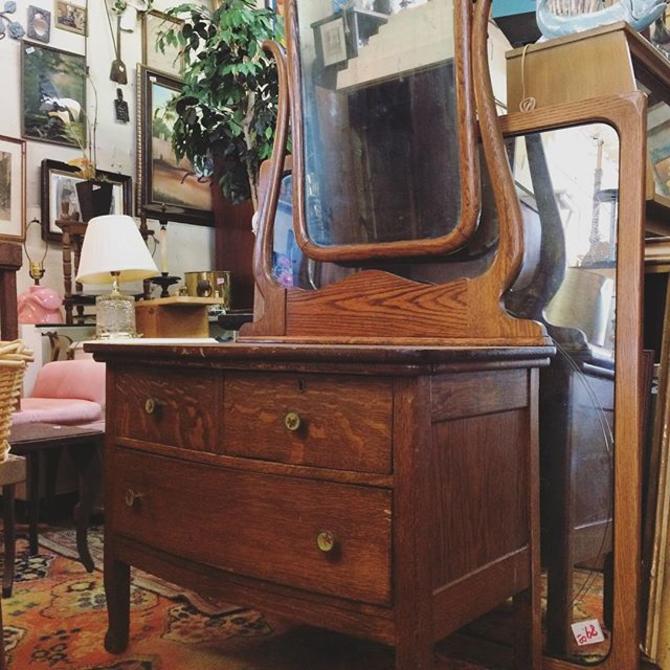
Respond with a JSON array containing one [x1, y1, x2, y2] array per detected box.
[[285, 0, 481, 262], [499, 92, 646, 670]]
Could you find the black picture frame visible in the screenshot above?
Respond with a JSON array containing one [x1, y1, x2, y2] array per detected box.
[[136, 65, 214, 226], [21, 41, 86, 148], [40, 159, 132, 242]]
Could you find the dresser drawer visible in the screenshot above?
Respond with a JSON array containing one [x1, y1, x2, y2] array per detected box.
[[222, 373, 393, 473], [112, 367, 221, 451], [111, 448, 392, 606]]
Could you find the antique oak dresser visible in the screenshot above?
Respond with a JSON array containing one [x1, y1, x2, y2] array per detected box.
[[88, 0, 564, 667]]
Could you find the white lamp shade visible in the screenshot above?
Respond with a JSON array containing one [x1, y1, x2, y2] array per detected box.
[[76, 215, 159, 285]]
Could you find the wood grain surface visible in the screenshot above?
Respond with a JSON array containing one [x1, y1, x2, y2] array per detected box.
[[223, 372, 393, 473], [111, 447, 393, 606]]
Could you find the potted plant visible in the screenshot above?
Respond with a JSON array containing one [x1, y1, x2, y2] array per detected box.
[[158, 0, 284, 211], [62, 105, 113, 223]]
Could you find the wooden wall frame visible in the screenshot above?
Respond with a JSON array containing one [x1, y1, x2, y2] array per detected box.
[[499, 92, 646, 670], [287, 0, 481, 263]]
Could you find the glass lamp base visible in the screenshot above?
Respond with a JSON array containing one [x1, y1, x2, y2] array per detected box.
[[95, 291, 137, 339]]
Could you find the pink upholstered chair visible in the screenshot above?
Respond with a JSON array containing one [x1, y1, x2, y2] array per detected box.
[[12, 359, 106, 427]]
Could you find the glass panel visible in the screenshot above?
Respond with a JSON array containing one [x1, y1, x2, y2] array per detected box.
[[295, 0, 462, 247], [508, 124, 619, 664]]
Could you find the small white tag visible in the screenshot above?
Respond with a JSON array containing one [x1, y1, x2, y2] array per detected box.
[[25, 46, 35, 54], [571, 619, 605, 646], [216, 278, 227, 285]]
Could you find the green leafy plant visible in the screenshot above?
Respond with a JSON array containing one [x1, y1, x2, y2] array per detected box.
[[159, 0, 283, 208]]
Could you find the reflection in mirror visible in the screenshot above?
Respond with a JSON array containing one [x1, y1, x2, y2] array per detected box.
[[508, 124, 619, 664], [295, 0, 462, 247]]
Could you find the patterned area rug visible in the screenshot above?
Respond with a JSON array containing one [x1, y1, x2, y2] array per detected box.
[[40, 526, 238, 616], [2, 535, 486, 670]]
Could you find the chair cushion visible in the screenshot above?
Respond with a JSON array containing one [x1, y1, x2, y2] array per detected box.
[[31, 360, 106, 406], [12, 398, 103, 426]]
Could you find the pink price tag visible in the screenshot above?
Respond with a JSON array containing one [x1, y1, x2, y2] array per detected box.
[[571, 619, 605, 647]]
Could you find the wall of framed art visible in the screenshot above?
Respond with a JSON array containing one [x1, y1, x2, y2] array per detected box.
[[0, 0, 215, 304]]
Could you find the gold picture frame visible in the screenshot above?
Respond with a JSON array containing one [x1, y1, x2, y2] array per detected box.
[[141, 10, 184, 78]]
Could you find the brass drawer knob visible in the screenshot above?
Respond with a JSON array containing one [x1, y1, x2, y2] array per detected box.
[[144, 398, 162, 416], [316, 530, 337, 553], [124, 489, 145, 508], [284, 411, 302, 432]]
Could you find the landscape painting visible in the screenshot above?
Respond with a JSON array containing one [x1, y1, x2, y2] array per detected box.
[[151, 82, 212, 210], [137, 67, 213, 225], [21, 42, 86, 147], [0, 137, 26, 241]]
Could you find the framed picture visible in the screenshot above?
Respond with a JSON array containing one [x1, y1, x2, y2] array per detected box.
[[317, 16, 348, 67], [21, 42, 86, 148], [54, 1, 87, 36], [141, 10, 184, 78], [137, 66, 213, 225], [0, 136, 26, 242], [27, 6, 51, 43], [40, 159, 132, 242]]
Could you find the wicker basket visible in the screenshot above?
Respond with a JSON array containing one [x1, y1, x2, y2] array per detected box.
[[0, 340, 33, 462]]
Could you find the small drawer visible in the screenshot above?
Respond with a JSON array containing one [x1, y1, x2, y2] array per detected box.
[[112, 367, 221, 451], [111, 448, 393, 606], [222, 373, 393, 473]]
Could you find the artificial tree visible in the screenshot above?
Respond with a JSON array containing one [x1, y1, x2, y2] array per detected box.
[[159, 0, 283, 211]]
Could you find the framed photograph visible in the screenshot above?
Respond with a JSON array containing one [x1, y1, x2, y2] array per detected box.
[[40, 159, 132, 242], [141, 10, 184, 78], [27, 6, 51, 43], [21, 42, 86, 148], [137, 66, 213, 225], [54, 1, 87, 36], [318, 16, 348, 67], [0, 136, 26, 242]]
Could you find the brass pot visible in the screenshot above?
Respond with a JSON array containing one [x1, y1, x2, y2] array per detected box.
[[184, 271, 231, 309]]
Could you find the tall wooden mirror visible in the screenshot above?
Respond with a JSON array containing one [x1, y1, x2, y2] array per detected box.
[[498, 95, 645, 669]]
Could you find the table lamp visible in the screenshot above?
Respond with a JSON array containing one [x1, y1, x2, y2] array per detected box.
[[76, 215, 159, 338]]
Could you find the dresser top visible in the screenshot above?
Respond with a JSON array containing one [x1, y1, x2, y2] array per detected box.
[[86, 340, 554, 374]]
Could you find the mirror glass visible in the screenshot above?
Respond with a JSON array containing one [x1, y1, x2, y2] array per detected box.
[[508, 123, 618, 664], [294, 0, 463, 247]]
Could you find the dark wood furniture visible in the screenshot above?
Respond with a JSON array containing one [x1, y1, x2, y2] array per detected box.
[[0, 454, 26, 598], [0, 242, 22, 341], [91, 342, 551, 669], [9, 422, 104, 572], [55, 219, 96, 325]]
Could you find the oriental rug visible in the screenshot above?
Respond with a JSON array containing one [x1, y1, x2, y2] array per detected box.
[[2, 535, 486, 670]]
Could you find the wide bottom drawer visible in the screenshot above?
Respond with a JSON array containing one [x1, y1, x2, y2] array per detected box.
[[110, 448, 393, 606]]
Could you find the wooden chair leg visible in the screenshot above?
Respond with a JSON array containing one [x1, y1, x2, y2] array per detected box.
[[2, 485, 16, 598]]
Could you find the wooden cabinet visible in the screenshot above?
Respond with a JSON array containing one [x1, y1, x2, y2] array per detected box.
[[92, 343, 551, 669]]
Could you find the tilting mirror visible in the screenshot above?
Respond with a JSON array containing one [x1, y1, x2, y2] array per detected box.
[[289, 0, 479, 260]]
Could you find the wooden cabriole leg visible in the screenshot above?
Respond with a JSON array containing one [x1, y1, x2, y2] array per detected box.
[[70, 439, 102, 573], [104, 551, 130, 654]]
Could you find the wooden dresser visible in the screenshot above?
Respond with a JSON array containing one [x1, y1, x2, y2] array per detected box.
[[91, 342, 552, 669]]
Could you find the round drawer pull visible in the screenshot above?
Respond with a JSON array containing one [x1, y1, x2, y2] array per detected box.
[[316, 530, 337, 553], [144, 398, 162, 416], [284, 411, 302, 432], [124, 489, 145, 508]]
